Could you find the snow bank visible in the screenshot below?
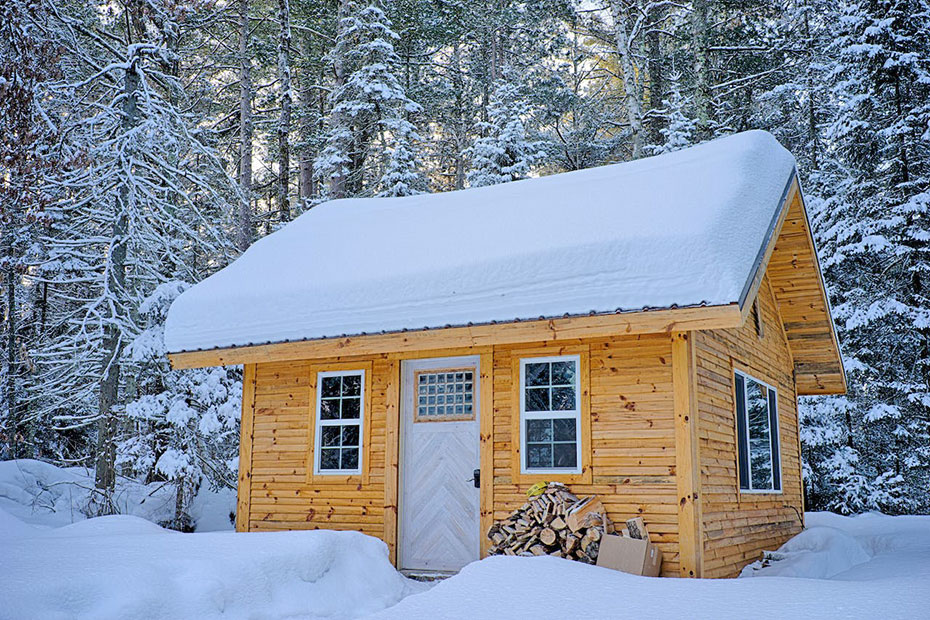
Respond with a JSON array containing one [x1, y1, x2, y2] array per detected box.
[[372, 513, 930, 620], [741, 511, 930, 579], [166, 130, 796, 353], [0, 459, 234, 532], [0, 511, 425, 620], [739, 525, 870, 578]]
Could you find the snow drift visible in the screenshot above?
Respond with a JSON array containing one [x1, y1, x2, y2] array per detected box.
[[0, 511, 425, 620], [0, 459, 234, 532], [371, 512, 930, 619]]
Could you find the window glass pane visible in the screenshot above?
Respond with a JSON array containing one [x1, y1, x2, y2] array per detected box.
[[526, 419, 552, 442], [551, 387, 575, 411], [342, 374, 361, 396], [321, 376, 341, 398], [525, 387, 550, 412], [320, 399, 340, 420], [746, 377, 774, 490], [551, 361, 575, 386], [525, 362, 550, 387], [553, 418, 576, 441], [341, 398, 360, 419], [341, 425, 359, 447], [527, 444, 552, 469], [321, 426, 341, 447], [553, 443, 577, 468], [341, 448, 359, 470], [320, 448, 340, 470]]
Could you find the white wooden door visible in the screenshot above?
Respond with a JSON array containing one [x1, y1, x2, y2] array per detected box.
[[400, 356, 480, 573]]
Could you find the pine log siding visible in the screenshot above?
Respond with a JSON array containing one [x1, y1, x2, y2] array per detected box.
[[696, 274, 805, 578], [243, 355, 391, 537], [491, 337, 681, 578], [236, 283, 805, 579]]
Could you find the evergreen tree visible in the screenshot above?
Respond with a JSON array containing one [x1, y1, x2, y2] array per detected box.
[[647, 72, 696, 154], [378, 118, 427, 196], [314, 1, 422, 199], [120, 283, 241, 530], [466, 75, 545, 187]]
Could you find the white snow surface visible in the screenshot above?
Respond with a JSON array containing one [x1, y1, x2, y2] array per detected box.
[[0, 459, 235, 532], [371, 512, 930, 620], [0, 511, 425, 620], [165, 130, 796, 353]]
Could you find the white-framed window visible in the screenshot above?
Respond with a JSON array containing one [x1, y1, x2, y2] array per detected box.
[[734, 370, 781, 492], [314, 369, 364, 475], [520, 355, 582, 474]]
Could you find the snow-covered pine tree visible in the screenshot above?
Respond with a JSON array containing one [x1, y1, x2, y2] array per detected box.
[[466, 74, 545, 187], [314, 1, 422, 199], [378, 118, 427, 196], [646, 72, 696, 155], [811, 0, 930, 514], [121, 282, 241, 531], [30, 0, 237, 512]]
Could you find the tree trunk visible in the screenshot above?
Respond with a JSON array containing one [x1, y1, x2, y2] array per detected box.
[[298, 32, 316, 207], [95, 49, 139, 497], [237, 0, 253, 251], [3, 260, 18, 456], [610, 0, 643, 159], [691, 0, 712, 138], [645, 3, 665, 146], [328, 0, 349, 199], [452, 43, 465, 190], [277, 0, 292, 221]]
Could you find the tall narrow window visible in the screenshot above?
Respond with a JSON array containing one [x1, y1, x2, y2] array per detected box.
[[735, 370, 781, 492], [520, 355, 581, 474], [314, 370, 364, 474]]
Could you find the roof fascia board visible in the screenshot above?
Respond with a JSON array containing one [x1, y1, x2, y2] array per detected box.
[[738, 170, 799, 320], [168, 303, 742, 369]]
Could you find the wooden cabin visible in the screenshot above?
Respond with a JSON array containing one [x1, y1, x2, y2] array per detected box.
[[166, 131, 845, 578]]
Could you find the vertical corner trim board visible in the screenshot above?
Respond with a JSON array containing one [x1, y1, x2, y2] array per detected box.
[[236, 363, 258, 532], [672, 332, 704, 577], [479, 352, 495, 558], [383, 359, 401, 565]]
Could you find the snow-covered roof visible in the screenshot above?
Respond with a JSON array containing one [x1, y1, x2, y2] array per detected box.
[[165, 130, 797, 354]]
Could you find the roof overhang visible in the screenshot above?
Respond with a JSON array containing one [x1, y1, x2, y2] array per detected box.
[[742, 173, 846, 396], [169, 302, 743, 369]]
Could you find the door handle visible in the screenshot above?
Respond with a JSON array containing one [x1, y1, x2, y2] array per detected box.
[[467, 468, 480, 488]]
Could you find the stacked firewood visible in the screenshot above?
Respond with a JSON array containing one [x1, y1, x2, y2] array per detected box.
[[486, 483, 613, 564]]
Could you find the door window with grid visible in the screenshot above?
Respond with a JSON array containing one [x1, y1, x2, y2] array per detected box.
[[414, 369, 475, 421]]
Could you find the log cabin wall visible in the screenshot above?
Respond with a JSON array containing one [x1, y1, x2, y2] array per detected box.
[[695, 273, 805, 578], [237, 335, 684, 577], [240, 354, 393, 538], [237, 309, 803, 580], [489, 335, 682, 577]]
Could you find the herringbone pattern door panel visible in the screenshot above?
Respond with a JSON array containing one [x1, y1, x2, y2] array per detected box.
[[400, 357, 480, 572]]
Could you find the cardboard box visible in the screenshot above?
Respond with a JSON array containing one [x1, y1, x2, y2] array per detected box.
[[596, 534, 663, 577]]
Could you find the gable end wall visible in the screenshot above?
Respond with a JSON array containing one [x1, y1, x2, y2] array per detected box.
[[696, 273, 805, 578]]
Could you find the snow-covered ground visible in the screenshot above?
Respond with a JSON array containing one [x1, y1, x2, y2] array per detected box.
[[0, 512, 426, 620], [1, 460, 928, 620], [371, 512, 930, 620], [0, 458, 235, 532]]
